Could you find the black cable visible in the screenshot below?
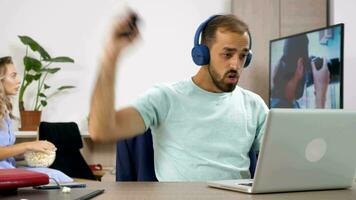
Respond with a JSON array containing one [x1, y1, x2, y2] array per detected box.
[[49, 177, 62, 189]]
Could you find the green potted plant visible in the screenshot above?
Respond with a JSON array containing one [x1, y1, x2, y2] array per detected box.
[[18, 35, 75, 130]]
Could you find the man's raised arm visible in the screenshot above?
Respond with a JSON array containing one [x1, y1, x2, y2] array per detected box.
[[89, 12, 145, 142]]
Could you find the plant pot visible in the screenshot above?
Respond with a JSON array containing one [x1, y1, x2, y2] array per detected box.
[[19, 111, 42, 131]]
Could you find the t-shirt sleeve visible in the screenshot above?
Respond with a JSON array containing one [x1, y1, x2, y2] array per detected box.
[[252, 96, 269, 152], [131, 85, 170, 131]]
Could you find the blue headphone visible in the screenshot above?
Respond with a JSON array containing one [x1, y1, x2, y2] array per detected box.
[[191, 15, 253, 67]]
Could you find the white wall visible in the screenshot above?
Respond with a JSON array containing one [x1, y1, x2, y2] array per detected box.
[[331, 0, 356, 110], [0, 0, 231, 130]]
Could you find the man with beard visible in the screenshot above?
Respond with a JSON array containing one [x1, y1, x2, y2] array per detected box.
[[89, 13, 268, 181]]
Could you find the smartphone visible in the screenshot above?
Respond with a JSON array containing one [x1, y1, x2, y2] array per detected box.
[[311, 56, 324, 70]]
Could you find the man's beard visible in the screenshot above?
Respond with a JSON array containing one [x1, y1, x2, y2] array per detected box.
[[208, 65, 238, 92]]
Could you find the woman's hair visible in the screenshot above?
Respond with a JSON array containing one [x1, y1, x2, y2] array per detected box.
[[0, 56, 15, 121], [272, 35, 309, 99]]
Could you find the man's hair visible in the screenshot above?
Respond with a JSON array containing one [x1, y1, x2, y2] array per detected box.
[[0, 56, 13, 67], [201, 14, 249, 48]]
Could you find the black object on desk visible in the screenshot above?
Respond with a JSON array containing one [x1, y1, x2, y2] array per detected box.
[[33, 182, 87, 190], [1, 188, 105, 200]]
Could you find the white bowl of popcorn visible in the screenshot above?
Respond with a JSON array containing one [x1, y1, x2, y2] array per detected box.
[[24, 150, 56, 167]]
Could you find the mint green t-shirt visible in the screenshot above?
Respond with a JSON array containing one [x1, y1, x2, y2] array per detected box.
[[132, 79, 269, 181]]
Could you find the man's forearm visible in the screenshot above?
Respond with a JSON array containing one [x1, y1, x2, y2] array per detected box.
[[315, 94, 326, 108], [89, 54, 120, 141], [89, 11, 140, 141]]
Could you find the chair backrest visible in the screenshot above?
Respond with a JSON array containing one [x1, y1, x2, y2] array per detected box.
[[39, 122, 96, 180], [116, 129, 157, 181], [249, 150, 257, 179], [116, 128, 257, 181]]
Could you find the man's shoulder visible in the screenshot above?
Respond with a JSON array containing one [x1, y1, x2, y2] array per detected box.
[[235, 87, 269, 118], [152, 80, 191, 94], [236, 86, 263, 101]]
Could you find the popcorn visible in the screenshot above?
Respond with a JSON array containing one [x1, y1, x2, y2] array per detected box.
[[62, 186, 71, 193], [24, 150, 56, 167]]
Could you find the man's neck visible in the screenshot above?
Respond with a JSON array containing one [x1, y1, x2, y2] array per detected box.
[[192, 66, 222, 93]]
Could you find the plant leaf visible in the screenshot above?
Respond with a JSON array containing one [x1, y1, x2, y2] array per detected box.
[[25, 75, 34, 83], [33, 73, 42, 80], [41, 67, 60, 74], [24, 56, 42, 71], [44, 56, 74, 63], [44, 84, 50, 89], [18, 35, 51, 60], [40, 100, 47, 107], [58, 85, 75, 90], [39, 93, 47, 98]]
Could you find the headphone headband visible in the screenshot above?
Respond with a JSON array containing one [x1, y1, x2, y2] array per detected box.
[[193, 15, 220, 47]]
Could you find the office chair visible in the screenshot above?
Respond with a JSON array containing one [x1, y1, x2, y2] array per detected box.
[[38, 122, 96, 180], [116, 129, 157, 181], [116, 128, 258, 181]]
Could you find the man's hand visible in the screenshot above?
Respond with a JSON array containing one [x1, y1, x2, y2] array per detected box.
[[312, 57, 330, 108], [103, 12, 140, 64], [89, 10, 145, 142]]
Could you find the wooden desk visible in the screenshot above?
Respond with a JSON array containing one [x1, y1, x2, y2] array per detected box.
[[3, 182, 355, 200], [85, 181, 356, 200], [14, 130, 90, 138]]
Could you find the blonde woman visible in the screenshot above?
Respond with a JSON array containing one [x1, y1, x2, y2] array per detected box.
[[0, 56, 72, 182]]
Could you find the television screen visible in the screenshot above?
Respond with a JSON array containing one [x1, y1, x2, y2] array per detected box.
[[269, 24, 344, 109]]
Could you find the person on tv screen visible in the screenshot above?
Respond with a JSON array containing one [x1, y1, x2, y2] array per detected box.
[[270, 35, 329, 108]]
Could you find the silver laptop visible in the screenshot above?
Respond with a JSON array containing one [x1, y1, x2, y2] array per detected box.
[[208, 109, 356, 193]]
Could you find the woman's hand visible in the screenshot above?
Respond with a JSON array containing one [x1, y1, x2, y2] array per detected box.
[[24, 140, 56, 153]]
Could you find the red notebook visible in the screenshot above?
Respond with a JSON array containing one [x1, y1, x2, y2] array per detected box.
[[0, 168, 49, 189]]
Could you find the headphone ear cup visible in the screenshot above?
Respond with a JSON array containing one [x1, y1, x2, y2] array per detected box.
[[191, 45, 210, 66], [243, 51, 253, 68]]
